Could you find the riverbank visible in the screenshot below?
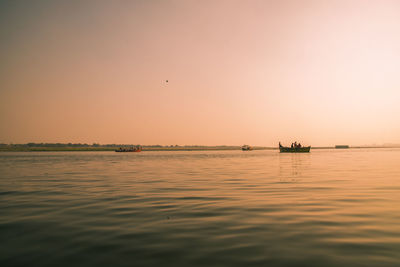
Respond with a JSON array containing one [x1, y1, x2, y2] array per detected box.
[[0, 145, 274, 152], [0, 144, 395, 152]]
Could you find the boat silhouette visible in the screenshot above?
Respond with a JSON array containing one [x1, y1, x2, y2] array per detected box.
[[279, 142, 310, 153]]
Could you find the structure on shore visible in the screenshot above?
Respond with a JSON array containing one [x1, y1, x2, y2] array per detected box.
[[335, 145, 349, 149]]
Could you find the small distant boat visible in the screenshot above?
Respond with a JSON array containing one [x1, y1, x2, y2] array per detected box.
[[241, 145, 253, 151], [279, 142, 310, 153], [115, 145, 142, 152]]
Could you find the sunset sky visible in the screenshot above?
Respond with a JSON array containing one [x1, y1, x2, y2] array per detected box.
[[1, 0, 400, 146]]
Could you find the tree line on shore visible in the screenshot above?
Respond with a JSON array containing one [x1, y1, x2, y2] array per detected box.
[[0, 143, 241, 148], [0, 143, 182, 148]]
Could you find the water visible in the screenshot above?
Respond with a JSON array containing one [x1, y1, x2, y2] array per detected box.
[[1, 149, 400, 266]]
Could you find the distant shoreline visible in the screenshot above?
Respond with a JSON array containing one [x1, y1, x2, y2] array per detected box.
[[0, 146, 272, 152], [0, 144, 398, 152]]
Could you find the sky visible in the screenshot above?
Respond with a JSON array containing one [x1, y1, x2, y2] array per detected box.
[[1, 0, 400, 146]]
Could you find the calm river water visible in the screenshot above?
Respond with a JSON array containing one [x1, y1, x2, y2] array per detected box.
[[1, 149, 400, 266]]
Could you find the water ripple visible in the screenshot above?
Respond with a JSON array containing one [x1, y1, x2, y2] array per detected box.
[[1, 149, 400, 266]]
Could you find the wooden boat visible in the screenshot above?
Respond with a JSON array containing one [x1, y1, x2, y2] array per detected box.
[[279, 143, 310, 153], [115, 145, 142, 152], [241, 145, 253, 151], [279, 146, 310, 153]]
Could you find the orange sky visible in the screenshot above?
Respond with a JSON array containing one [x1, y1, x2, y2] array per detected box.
[[1, 0, 400, 146]]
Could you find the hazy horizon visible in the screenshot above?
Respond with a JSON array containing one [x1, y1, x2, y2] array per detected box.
[[1, 0, 400, 147], [2, 142, 400, 148]]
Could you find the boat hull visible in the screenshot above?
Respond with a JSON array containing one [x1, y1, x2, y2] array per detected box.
[[279, 146, 310, 153], [241, 145, 253, 151]]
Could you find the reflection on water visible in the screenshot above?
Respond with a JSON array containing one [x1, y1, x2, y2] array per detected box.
[[1, 149, 400, 266], [278, 153, 311, 179]]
